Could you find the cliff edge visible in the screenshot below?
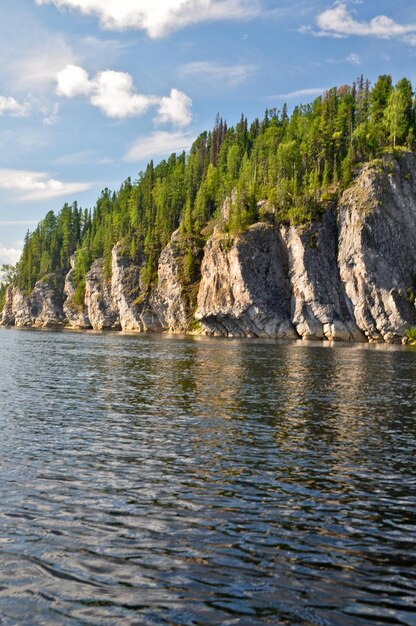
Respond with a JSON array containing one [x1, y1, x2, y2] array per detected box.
[[2, 153, 416, 342]]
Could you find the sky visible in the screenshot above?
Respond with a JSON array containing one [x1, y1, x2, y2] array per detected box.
[[1, 0, 416, 268]]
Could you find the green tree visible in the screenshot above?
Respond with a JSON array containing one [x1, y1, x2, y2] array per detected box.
[[385, 78, 413, 148], [8, 74, 416, 301]]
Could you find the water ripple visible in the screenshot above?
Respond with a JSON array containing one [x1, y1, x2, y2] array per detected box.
[[0, 328, 415, 625]]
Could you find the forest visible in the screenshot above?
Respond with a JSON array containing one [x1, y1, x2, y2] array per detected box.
[[1, 74, 415, 310]]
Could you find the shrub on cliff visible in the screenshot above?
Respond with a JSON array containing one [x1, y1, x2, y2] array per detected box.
[[406, 327, 416, 344]]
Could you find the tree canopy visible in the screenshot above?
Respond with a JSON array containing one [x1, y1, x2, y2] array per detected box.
[[4, 74, 416, 305]]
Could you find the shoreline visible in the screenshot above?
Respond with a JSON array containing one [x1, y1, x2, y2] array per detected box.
[[1, 323, 414, 351]]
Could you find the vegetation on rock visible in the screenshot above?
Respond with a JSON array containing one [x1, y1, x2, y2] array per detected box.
[[406, 327, 416, 344], [0, 283, 6, 311], [5, 74, 416, 300]]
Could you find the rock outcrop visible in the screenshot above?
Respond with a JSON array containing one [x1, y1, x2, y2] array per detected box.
[[84, 259, 121, 331], [1, 286, 31, 327], [2, 152, 416, 343], [195, 224, 295, 338], [195, 216, 364, 341], [30, 279, 65, 327], [1, 277, 64, 328], [282, 212, 364, 342], [63, 257, 91, 329], [337, 155, 416, 342], [152, 230, 189, 333], [111, 243, 161, 332], [195, 154, 416, 341]]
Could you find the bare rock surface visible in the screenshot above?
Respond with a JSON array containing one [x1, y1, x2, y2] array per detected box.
[[1, 278, 64, 328], [282, 212, 364, 342], [337, 154, 416, 342], [30, 279, 65, 327], [63, 257, 91, 329], [152, 230, 189, 332], [111, 243, 161, 332], [196, 223, 295, 338], [1, 286, 30, 327], [85, 259, 120, 331]]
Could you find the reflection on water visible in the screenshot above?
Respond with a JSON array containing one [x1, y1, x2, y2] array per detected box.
[[0, 328, 415, 625]]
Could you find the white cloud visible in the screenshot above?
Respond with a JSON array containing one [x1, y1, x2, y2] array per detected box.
[[272, 87, 326, 100], [90, 71, 156, 118], [54, 150, 96, 165], [125, 130, 194, 162], [43, 103, 60, 126], [0, 96, 30, 117], [57, 64, 92, 97], [346, 53, 361, 65], [316, 3, 416, 43], [10, 34, 76, 90], [36, 0, 260, 37], [0, 128, 48, 153], [181, 61, 256, 86], [56, 64, 192, 124], [0, 245, 22, 270], [154, 89, 192, 128], [0, 168, 93, 201], [310, 53, 362, 68]]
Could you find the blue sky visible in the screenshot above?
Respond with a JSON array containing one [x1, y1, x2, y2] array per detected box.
[[2, 0, 416, 267]]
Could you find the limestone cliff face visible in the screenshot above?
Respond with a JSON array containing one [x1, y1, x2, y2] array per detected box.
[[1, 278, 64, 328], [151, 229, 189, 332], [111, 243, 161, 332], [195, 209, 364, 341], [2, 152, 416, 342], [1, 286, 30, 327], [195, 154, 416, 341], [84, 259, 121, 331], [337, 154, 416, 342], [195, 224, 295, 338], [63, 256, 91, 329], [30, 279, 65, 327], [282, 213, 364, 342]]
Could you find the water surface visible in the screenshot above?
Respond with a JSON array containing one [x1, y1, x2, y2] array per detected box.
[[1, 328, 416, 625]]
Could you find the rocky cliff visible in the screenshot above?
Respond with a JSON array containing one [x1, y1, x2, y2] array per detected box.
[[337, 155, 416, 342], [195, 223, 296, 338], [2, 276, 65, 328], [2, 153, 416, 342]]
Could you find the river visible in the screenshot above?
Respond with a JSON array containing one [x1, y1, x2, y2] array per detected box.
[[0, 327, 415, 625]]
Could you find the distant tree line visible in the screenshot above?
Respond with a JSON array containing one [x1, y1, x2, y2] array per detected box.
[[3, 74, 416, 306]]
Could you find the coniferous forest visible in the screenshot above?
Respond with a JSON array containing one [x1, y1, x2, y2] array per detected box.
[[1, 75, 415, 309]]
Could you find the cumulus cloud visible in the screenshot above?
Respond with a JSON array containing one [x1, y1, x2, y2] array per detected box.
[[154, 89, 192, 127], [36, 0, 260, 37], [90, 71, 157, 118], [316, 3, 416, 43], [180, 61, 257, 86], [57, 65, 155, 118], [0, 168, 93, 201], [0, 245, 22, 268], [0, 96, 30, 117], [125, 130, 194, 162], [56, 64, 92, 97], [56, 64, 192, 125]]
